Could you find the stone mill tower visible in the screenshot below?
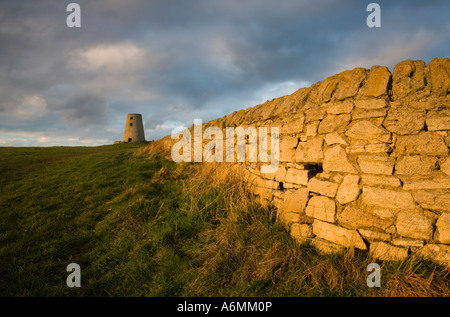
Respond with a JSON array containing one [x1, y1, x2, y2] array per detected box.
[[123, 113, 146, 143]]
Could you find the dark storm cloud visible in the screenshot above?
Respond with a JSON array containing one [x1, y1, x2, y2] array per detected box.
[[0, 0, 449, 145]]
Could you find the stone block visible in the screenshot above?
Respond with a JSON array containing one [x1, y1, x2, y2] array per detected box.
[[396, 132, 448, 156], [278, 211, 300, 227], [295, 136, 324, 163], [318, 114, 351, 134], [395, 155, 438, 176], [323, 145, 358, 174], [361, 174, 401, 187], [281, 117, 305, 134], [358, 229, 391, 242], [392, 238, 424, 248], [290, 223, 313, 244], [364, 143, 393, 154], [426, 109, 450, 131], [305, 122, 319, 137], [312, 220, 367, 250], [441, 158, 450, 176], [325, 100, 354, 114], [359, 65, 391, 98], [284, 168, 311, 186], [337, 206, 394, 230], [307, 178, 339, 198], [345, 120, 391, 143], [282, 188, 310, 213], [351, 107, 387, 120], [412, 190, 450, 212], [417, 244, 450, 268], [311, 238, 345, 254], [357, 155, 395, 175], [324, 132, 348, 146], [402, 178, 450, 191], [396, 211, 434, 240], [362, 186, 416, 209], [336, 174, 361, 205], [354, 98, 388, 110], [436, 212, 450, 244], [392, 60, 428, 99], [383, 106, 426, 135], [305, 196, 336, 222], [369, 242, 408, 261]]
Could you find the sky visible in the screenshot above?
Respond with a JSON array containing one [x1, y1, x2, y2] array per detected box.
[[0, 0, 449, 146]]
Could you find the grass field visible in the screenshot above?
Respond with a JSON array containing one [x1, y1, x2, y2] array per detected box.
[[0, 144, 449, 297]]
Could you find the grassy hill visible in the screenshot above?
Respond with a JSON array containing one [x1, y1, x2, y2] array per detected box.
[[0, 144, 448, 296]]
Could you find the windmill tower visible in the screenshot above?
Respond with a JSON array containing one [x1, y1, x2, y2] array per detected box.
[[123, 113, 146, 143]]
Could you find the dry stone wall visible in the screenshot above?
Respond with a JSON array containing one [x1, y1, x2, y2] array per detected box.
[[157, 58, 450, 266]]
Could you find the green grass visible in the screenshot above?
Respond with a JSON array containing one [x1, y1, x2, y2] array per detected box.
[[0, 144, 448, 297]]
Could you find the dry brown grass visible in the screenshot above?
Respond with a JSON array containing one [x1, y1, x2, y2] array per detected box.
[[136, 142, 450, 297]]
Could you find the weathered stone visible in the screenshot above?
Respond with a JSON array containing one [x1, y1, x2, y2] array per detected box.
[[281, 117, 305, 134], [402, 178, 450, 190], [324, 132, 348, 146], [354, 98, 388, 110], [417, 244, 450, 268], [383, 106, 426, 135], [392, 60, 428, 99], [279, 147, 296, 162], [426, 109, 450, 131], [436, 212, 450, 244], [441, 158, 450, 176], [307, 178, 339, 198], [323, 145, 358, 174], [395, 155, 439, 176], [282, 188, 310, 213], [279, 135, 298, 150], [361, 174, 402, 187], [313, 220, 367, 250], [396, 211, 434, 240], [392, 238, 424, 248], [295, 136, 324, 163], [412, 190, 450, 212], [345, 145, 365, 154], [284, 168, 311, 186], [352, 107, 387, 120], [358, 229, 391, 242], [311, 238, 344, 254], [338, 206, 394, 230], [428, 57, 450, 96], [319, 68, 367, 102], [336, 174, 360, 205], [396, 132, 448, 156], [318, 114, 351, 134], [364, 143, 393, 154], [250, 175, 279, 189], [278, 211, 300, 227], [274, 165, 287, 182], [370, 242, 408, 261], [305, 122, 319, 137], [345, 121, 391, 143], [362, 186, 416, 209], [360, 65, 392, 98], [326, 100, 354, 115], [304, 108, 324, 123], [372, 208, 395, 219], [290, 223, 313, 244], [357, 155, 395, 175], [305, 196, 336, 222]]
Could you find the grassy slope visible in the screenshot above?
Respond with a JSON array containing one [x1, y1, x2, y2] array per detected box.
[[0, 145, 448, 296]]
